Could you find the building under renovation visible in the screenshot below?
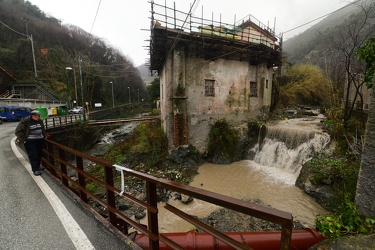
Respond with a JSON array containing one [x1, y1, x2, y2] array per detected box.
[[149, 2, 282, 153]]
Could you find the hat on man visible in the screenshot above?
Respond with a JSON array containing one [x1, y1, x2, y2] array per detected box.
[[31, 110, 41, 116]]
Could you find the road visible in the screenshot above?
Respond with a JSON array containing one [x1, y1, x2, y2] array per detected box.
[[0, 121, 133, 250]]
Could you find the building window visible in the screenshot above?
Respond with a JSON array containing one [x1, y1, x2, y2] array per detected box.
[[266, 79, 269, 89], [250, 81, 257, 97], [205, 79, 215, 96]]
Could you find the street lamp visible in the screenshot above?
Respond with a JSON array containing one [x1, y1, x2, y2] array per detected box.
[[110, 81, 114, 108], [137, 88, 139, 102], [78, 56, 86, 121], [128, 87, 131, 104], [66, 67, 78, 106]]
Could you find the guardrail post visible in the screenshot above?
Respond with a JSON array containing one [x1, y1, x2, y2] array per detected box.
[[104, 166, 117, 227], [280, 222, 293, 250], [47, 142, 56, 176], [44, 119, 49, 129], [58, 148, 69, 187], [146, 182, 159, 250], [76, 156, 88, 203]]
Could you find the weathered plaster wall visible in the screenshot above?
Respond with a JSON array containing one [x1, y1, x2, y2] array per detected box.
[[160, 48, 274, 152], [238, 26, 276, 48]]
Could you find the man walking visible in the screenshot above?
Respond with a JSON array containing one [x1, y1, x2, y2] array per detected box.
[[15, 110, 46, 176]]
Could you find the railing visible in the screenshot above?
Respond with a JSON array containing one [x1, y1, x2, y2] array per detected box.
[[41, 138, 294, 249], [0, 90, 21, 98], [43, 114, 84, 129]]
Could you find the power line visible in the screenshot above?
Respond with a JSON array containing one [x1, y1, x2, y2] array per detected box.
[[90, 0, 102, 34], [168, 0, 199, 54], [0, 20, 27, 37], [283, 1, 357, 35]]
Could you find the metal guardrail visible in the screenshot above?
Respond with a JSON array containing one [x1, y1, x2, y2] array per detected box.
[[41, 138, 293, 249], [43, 114, 84, 129]]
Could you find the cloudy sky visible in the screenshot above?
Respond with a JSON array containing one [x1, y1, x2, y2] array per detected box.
[[27, 0, 352, 66]]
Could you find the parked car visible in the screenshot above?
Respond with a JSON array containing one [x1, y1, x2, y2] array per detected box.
[[0, 106, 32, 121], [68, 106, 84, 114]]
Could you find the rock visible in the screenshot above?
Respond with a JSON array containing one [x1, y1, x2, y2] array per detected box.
[[308, 234, 375, 250], [167, 145, 205, 167], [180, 194, 193, 204], [295, 150, 341, 211], [305, 184, 340, 211], [117, 199, 130, 210], [135, 211, 146, 220]]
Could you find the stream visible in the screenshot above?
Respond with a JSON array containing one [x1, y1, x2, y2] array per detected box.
[[141, 116, 330, 233]]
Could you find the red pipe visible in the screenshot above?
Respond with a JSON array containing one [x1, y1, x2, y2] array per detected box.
[[133, 228, 326, 250]]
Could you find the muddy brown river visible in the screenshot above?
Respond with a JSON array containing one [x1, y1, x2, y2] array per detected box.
[[142, 160, 326, 233]]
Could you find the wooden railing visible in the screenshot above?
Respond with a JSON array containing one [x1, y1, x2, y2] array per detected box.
[[42, 139, 293, 250]]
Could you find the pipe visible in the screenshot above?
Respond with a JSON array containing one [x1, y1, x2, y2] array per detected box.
[[132, 228, 326, 250]]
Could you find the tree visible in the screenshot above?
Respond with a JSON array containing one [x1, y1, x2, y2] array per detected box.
[[355, 35, 375, 217], [147, 78, 160, 108], [327, 1, 375, 124], [277, 64, 331, 107]]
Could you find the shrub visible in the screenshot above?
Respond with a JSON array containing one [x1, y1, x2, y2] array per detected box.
[[207, 119, 239, 163], [316, 197, 375, 238]]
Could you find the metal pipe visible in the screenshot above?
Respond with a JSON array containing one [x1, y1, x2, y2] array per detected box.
[[133, 229, 326, 250]]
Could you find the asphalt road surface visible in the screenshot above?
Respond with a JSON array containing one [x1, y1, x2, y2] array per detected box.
[[0, 121, 134, 250]]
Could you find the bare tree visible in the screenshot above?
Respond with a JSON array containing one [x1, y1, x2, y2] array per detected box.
[[328, 1, 375, 124]]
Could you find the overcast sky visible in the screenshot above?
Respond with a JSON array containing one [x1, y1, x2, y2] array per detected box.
[[26, 0, 352, 66]]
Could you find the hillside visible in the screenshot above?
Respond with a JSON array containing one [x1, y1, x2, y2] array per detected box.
[[0, 0, 146, 107], [137, 63, 157, 84], [283, 0, 375, 64]]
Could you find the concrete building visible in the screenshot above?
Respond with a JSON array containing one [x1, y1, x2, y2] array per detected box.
[[149, 2, 281, 152]]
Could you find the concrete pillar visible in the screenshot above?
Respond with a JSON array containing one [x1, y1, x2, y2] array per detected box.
[[355, 92, 375, 217]]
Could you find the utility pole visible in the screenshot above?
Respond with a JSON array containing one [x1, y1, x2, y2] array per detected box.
[[22, 17, 37, 78], [110, 81, 114, 108]]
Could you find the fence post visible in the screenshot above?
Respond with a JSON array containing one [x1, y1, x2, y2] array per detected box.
[[76, 156, 87, 202], [47, 142, 56, 176], [105, 166, 117, 227], [147, 181, 159, 250], [58, 148, 69, 187]]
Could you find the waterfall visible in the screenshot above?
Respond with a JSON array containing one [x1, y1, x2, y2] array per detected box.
[[250, 118, 330, 183]]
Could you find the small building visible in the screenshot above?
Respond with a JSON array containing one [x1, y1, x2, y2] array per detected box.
[[149, 2, 281, 152], [344, 74, 373, 112]]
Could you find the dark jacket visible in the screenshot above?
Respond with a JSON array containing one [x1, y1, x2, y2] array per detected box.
[[15, 116, 46, 144]]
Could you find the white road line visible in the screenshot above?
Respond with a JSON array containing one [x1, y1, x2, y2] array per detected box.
[[11, 137, 95, 250]]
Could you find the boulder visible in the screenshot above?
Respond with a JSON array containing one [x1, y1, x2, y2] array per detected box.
[[309, 234, 375, 250]]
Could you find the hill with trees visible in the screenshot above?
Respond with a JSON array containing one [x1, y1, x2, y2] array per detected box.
[[281, 0, 375, 124], [0, 0, 147, 107]]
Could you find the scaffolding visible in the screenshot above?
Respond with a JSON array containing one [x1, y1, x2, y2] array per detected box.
[[149, 1, 281, 73]]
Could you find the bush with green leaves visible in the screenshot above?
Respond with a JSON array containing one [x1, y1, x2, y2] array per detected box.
[[207, 119, 239, 163], [306, 153, 359, 200], [316, 197, 375, 238]]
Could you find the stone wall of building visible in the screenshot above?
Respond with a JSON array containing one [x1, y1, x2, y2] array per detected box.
[[160, 47, 275, 153]]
